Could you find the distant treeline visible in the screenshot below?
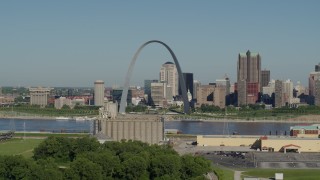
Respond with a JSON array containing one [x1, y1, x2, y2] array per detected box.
[[0, 104, 99, 117]]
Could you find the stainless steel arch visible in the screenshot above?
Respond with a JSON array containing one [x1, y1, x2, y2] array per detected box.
[[119, 40, 190, 114]]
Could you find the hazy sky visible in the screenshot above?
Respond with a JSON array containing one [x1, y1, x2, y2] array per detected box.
[[1, 1, 319, 87]]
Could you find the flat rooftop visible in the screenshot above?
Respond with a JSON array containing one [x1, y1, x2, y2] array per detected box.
[[199, 135, 319, 140]]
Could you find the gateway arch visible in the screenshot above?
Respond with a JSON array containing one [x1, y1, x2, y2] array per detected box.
[[119, 40, 190, 114]]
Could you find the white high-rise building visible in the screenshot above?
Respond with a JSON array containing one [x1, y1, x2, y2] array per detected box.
[[193, 80, 201, 100], [94, 80, 105, 106], [160, 62, 178, 96], [283, 79, 294, 104]]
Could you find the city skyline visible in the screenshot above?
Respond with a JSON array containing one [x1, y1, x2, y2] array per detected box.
[[1, 1, 320, 87]]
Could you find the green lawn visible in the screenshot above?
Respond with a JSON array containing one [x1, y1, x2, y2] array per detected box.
[[243, 169, 320, 180], [212, 165, 234, 180], [0, 139, 43, 158]]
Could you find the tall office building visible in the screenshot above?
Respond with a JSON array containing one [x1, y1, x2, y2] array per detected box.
[[160, 62, 178, 96], [315, 63, 320, 72], [237, 50, 261, 105], [237, 80, 247, 106], [151, 82, 166, 107], [94, 80, 105, 106], [261, 69, 270, 89], [282, 79, 293, 105], [275, 80, 283, 108], [315, 80, 320, 106], [179, 73, 194, 99], [29, 87, 52, 107], [193, 80, 201, 101], [112, 88, 132, 105], [309, 72, 320, 96], [195, 85, 215, 107], [214, 85, 226, 108], [216, 75, 231, 95], [144, 79, 158, 104]]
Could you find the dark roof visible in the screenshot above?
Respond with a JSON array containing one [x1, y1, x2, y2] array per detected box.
[[164, 61, 174, 65]]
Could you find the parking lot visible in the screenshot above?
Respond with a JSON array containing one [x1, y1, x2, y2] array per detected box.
[[172, 138, 320, 169]]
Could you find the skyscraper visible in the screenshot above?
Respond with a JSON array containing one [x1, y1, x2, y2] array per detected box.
[[179, 73, 194, 99], [309, 72, 320, 96], [214, 85, 226, 108], [144, 79, 158, 104], [261, 69, 270, 89], [237, 50, 261, 105], [275, 80, 283, 108], [193, 80, 201, 101], [195, 84, 215, 107], [160, 62, 178, 97], [315, 80, 320, 106], [94, 80, 105, 106], [216, 75, 231, 95], [151, 82, 166, 107]]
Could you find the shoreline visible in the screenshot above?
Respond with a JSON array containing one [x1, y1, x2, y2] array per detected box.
[[167, 118, 320, 123], [1, 114, 320, 123], [0, 116, 58, 120]]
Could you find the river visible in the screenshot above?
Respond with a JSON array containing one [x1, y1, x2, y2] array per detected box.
[[0, 118, 309, 135]]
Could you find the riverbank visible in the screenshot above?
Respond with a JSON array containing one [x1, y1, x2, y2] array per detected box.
[[2, 113, 320, 123], [0, 115, 58, 120], [0, 114, 96, 121], [167, 118, 320, 123], [166, 113, 320, 123]]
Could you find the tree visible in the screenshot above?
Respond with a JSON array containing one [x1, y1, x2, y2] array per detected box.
[[78, 152, 121, 179], [66, 158, 103, 180], [1, 155, 30, 179], [33, 158, 63, 180], [70, 137, 100, 160], [33, 136, 74, 162], [122, 156, 147, 180], [150, 154, 181, 179], [180, 155, 212, 179]]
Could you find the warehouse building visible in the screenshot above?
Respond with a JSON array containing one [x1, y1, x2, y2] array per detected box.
[[197, 135, 320, 153]]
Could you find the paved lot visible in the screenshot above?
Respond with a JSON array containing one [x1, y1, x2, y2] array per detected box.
[[255, 152, 320, 169], [172, 138, 320, 169]]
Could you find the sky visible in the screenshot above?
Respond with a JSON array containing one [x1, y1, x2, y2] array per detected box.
[[0, 0, 320, 87]]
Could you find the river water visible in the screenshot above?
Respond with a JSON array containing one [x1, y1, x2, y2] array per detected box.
[[0, 118, 308, 135]]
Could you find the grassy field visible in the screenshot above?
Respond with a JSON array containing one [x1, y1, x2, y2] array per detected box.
[[212, 165, 234, 180], [0, 138, 43, 158], [243, 169, 320, 180]]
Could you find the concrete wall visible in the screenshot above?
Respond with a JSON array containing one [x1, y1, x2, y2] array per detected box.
[[197, 135, 260, 147], [261, 139, 320, 152], [100, 118, 164, 144]]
